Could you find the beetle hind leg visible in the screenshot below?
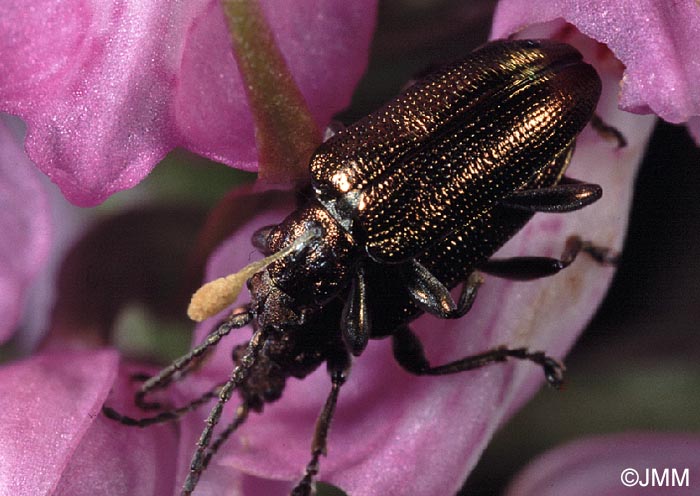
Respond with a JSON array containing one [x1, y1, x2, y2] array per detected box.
[[392, 326, 564, 388], [500, 178, 602, 213], [479, 235, 618, 281], [591, 114, 627, 148]]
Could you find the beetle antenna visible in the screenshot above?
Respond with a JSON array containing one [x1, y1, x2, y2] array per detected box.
[[188, 229, 321, 322], [181, 326, 267, 496], [135, 309, 253, 409], [103, 383, 224, 427]]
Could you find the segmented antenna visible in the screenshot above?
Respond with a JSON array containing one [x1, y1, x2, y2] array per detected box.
[[188, 229, 321, 322], [182, 326, 267, 495], [181, 229, 321, 493]]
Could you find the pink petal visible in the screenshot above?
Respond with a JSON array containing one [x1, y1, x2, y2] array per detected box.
[[180, 55, 656, 494], [55, 362, 180, 496], [507, 432, 700, 496], [0, 349, 119, 494], [491, 1, 700, 130], [0, 0, 377, 205], [0, 116, 52, 343]]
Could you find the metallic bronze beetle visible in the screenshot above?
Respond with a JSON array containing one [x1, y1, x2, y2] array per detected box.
[[105, 39, 621, 495]]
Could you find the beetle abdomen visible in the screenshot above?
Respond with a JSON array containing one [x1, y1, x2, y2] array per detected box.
[[310, 40, 601, 263]]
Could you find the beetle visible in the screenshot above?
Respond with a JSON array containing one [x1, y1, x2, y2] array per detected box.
[[104, 39, 622, 495]]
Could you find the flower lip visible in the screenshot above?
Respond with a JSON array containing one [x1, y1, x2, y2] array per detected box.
[[491, 0, 700, 134]]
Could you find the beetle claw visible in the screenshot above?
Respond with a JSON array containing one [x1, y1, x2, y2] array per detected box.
[[542, 357, 566, 388]]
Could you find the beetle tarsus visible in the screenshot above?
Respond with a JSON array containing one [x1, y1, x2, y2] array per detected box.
[[565, 235, 620, 266]]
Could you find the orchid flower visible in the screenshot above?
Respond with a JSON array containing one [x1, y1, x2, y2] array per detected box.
[[0, 0, 373, 205], [0, 0, 698, 495], [0, 118, 52, 344], [506, 433, 700, 495], [492, 0, 700, 144]]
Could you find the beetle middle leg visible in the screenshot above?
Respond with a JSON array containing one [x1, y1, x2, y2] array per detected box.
[[405, 261, 484, 319], [392, 326, 564, 387]]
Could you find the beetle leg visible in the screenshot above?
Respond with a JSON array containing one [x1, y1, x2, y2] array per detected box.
[[591, 114, 627, 148], [500, 181, 602, 213], [392, 326, 564, 388], [405, 260, 483, 319], [292, 359, 349, 496], [341, 264, 372, 356], [451, 272, 484, 317], [479, 235, 618, 281], [133, 308, 252, 410]]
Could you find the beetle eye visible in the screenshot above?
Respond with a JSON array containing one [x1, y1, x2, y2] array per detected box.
[[252, 225, 277, 254]]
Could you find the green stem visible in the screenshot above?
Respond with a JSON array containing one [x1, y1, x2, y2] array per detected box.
[[222, 0, 322, 183]]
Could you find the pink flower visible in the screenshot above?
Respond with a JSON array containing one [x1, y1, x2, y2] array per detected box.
[[185, 105, 649, 493], [0, 117, 51, 344], [0, 0, 697, 495], [492, 0, 700, 143], [0, 0, 374, 205], [506, 433, 700, 495]]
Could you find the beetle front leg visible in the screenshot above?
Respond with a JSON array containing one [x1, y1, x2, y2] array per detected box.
[[479, 235, 618, 281], [405, 260, 483, 319], [392, 326, 564, 388], [291, 355, 350, 496], [341, 264, 371, 356]]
